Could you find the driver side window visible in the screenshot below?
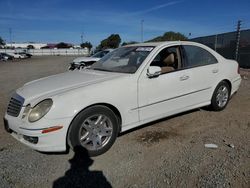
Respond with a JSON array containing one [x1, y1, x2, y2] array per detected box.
[[150, 46, 182, 74]]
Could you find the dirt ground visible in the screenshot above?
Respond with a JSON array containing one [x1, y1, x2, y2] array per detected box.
[[0, 56, 249, 188]]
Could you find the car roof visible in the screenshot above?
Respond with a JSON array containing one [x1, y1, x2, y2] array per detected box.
[[125, 41, 201, 47]]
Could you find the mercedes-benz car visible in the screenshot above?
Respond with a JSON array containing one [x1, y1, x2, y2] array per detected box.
[[4, 41, 241, 156]]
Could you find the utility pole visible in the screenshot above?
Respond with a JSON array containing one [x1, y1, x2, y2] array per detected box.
[[235, 20, 242, 61], [214, 34, 218, 52], [141, 19, 144, 43], [80, 33, 83, 44], [9, 28, 12, 47]]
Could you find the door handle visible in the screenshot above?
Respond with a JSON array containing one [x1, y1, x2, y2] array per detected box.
[[180, 75, 189, 81], [212, 69, 219, 73]]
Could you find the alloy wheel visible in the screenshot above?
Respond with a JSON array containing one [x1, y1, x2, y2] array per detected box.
[[216, 85, 229, 108], [78, 114, 113, 151]]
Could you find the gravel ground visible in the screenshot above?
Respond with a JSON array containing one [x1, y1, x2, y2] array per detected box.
[[0, 56, 249, 188]]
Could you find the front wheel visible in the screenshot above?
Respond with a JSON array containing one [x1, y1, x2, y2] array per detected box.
[[210, 81, 230, 111], [68, 105, 119, 156], [68, 65, 74, 70]]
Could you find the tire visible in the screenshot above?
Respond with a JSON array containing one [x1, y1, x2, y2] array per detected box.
[[68, 67, 74, 71], [68, 105, 119, 156], [210, 81, 230, 111], [68, 65, 75, 70]]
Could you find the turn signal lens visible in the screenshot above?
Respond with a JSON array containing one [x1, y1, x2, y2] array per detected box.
[[42, 126, 63, 134]]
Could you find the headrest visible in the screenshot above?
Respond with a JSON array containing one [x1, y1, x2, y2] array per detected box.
[[163, 53, 175, 66]]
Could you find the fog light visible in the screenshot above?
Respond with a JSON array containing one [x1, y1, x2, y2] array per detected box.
[[23, 135, 38, 144]]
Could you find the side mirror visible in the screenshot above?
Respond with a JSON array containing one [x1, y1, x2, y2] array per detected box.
[[147, 66, 161, 78]]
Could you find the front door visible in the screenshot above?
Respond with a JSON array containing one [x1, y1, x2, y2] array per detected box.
[[138, 46, 194, 122]]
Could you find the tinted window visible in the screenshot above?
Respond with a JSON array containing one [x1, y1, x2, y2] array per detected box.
[[183, 45, 217, 68]]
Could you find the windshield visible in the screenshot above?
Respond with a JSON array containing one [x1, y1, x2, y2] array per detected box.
[[92, 51, 109, 58], [90, 46, 154, 73]]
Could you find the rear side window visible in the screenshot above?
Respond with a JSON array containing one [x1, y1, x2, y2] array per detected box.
[[183, 45, 217, 68]]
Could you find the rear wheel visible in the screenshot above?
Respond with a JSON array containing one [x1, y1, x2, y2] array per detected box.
[[210, 81, 230, 111], [68, 105, 119, 156]]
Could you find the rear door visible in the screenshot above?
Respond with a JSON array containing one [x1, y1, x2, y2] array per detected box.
[[181, 44, 219, 104]]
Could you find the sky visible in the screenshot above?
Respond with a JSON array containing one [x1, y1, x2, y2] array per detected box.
[[0, 0, 250, 46]]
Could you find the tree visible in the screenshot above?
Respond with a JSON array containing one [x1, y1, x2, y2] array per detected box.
[[27, 45, 35, 49], [121, 41, 138, 46], [97, 34, 121, 50], [80, 41, 93, 50], [148, 31, 188, 42], [0, 36, 5, 46], [56, 42, 73, 49]]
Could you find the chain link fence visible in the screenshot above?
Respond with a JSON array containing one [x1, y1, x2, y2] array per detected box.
[[191, 29, 250, 68], [0, 48, 89, 56]]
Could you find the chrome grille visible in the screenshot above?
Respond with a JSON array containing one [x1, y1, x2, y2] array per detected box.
[[7, 94, 25, 117]]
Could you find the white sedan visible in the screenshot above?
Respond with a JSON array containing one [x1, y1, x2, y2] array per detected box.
[[4, 41, 241, 156], [7, 53, 26, 59], [69, 49, 113, 70]]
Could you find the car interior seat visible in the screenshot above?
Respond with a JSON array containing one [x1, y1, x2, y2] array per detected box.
[[161, 53, 176, 74]]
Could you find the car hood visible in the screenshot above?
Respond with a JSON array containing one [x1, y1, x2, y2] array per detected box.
[[73, 57, 100, 63], [17, 69, 123, 105]]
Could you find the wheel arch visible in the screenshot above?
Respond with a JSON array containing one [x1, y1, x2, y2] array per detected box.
[[210, 79, 232, 103], [221, 79, 232, 93], [66, 103, 122, 149], [209, 79, 232, 111]]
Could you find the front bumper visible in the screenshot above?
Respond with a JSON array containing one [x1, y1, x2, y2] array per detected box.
[[4, 113, 72, 152]]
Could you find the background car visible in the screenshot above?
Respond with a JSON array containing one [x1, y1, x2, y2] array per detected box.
[[0, 53, 5, 61], [69, 49, 113, 70], [0, 53, 14, 60], [13, 52, 25, 59], [11, 52, 26, 59], [18, 52, 32, 58]]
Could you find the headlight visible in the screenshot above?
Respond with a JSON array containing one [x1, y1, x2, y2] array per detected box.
[[28, 99, 53, 122]]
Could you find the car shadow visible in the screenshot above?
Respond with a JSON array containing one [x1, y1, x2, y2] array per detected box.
[[119, 108, 200, 136], [53, 146, 112, 188]]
